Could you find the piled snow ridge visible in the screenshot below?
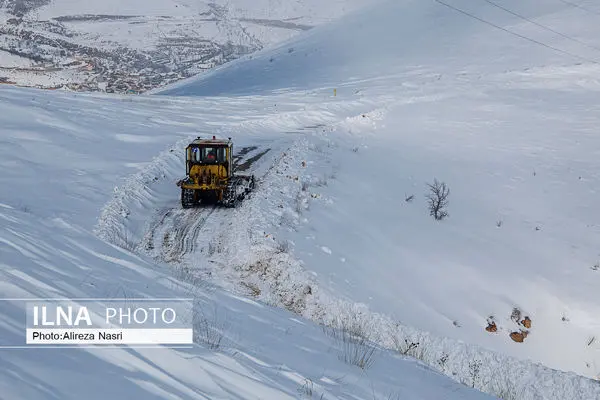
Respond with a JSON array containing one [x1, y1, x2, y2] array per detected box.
[[94, 136, 189, 247]]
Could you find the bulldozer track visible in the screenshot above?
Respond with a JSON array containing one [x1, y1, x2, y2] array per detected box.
[[161, 206, 217, 263], [142, 207, 173, 253]]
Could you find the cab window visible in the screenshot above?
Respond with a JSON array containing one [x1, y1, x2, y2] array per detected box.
[[189, 146, 225, 163]]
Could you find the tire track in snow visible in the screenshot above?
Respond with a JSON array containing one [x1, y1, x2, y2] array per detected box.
[[177, 205, 218, 260], [162, 207, 208, 263], [142, 207, 173, 253]]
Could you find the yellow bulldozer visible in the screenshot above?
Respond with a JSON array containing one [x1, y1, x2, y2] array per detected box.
[[176, 136, 255, 208]]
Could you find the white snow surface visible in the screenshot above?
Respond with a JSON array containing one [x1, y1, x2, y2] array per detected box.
[[158, 0, 600, 379], [34, 0, 372, 46], [3, 0, 600, 399], [0, 50, 33, 68], [0, 87, 493, 400]]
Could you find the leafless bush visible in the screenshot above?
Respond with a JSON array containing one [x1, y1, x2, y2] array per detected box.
[[405, 194, 414, 203], [461, 359, 483, 389], [104, 226, 138, 252], [193, 305, 229, 350], [390, 334, 428, 362], [339, 331, 378, 370], [121, 233, 137, 252], [322, 313, 379, 370], [437, 352, 450, 373], [510, 308, 522, 324], [17, 202, 32, 213], [298, 379, 318, 398], [426, 179, 450, 220], [172, 265, 207, 289]]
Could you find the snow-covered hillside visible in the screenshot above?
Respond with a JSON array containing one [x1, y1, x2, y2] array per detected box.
[[0, 86, 496, 400], [156, 0, 600, 390], [2, 0, 600, 399], [0, 0, 369, 92]]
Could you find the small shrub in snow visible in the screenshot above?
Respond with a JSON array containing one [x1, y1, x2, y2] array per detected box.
[[193, 305, 228, 350], [405, 194, 414, 203], [173, 265, 207, 289], [322, 313, 379, 370], [297, 379, 315, 398], [462, 359, 483, 389], [592, 262, 599, 271], [510, 308, 522, 324], [425, 179, 449, 221], [105, 226, 137, 252], [17, 202, 31, 213], [437, 353, 450, 373], [390, 335, 428, 362], [338, 330, 378, 370]]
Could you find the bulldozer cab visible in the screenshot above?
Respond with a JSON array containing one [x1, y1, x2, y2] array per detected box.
[[185, 136, 232, 177], [178, 136, 255, 208]]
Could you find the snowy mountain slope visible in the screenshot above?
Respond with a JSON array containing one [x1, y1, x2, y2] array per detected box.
[[159, 0, 600, 96], [153, 0, 600, 387], [2, 0, 600, 398], [0, 0, 370, 92], [0, 85, 493, 400]]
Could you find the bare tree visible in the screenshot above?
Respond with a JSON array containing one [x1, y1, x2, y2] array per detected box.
[[426, 179, 450, 220]]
